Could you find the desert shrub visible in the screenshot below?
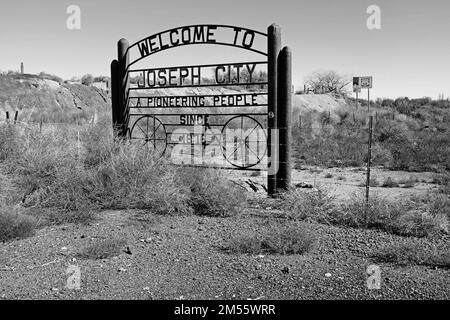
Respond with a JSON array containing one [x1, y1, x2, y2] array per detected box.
[[228, 234, 262, 255], [427, 194, 450, 220], [360, 176, 379, 187], [337, 193, 409, 231], [79, 237, 127, 260], [90, 146, 192, 215], [0, 205, 36, 242], [262, 224, 316, 255], [371, 143, 393, 166], [431, 173, 450, 195], [398, 176, 418, 188], [372, 241, 450, 268], [369, 176, 379, 187], [293, 122, 367, 167], [8, 127, 191, 220], [269, 189, 446, 237], [394, 210, 447, 237], [275, 188, 336, 224], [27, 162, 99, 214], [178, 167, 247, 217], [5, 123, 247, 220], [340, 192, 447, 237], [80, 120, 115, 167], [228, 224, 316, 255], [10, 129, 78, 203], [381, 177, 399, 188]]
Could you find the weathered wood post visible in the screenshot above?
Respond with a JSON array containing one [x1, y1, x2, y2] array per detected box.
[[365, 116, 373, 203], [267, 24, 281, 196], [277, 47, 292, 191], [110, 59, 119, 133], [118, 39, 130, 138]]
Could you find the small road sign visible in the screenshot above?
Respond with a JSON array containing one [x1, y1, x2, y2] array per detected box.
[[354, 76, 373, 89]]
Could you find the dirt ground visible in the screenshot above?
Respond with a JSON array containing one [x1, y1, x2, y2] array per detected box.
[[232, 165, 439, 202], [0, 167, 450, 299], [0, 166, 448, 300]]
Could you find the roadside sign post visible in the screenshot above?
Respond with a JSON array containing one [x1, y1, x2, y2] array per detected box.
[[353, 76, 372, 113]]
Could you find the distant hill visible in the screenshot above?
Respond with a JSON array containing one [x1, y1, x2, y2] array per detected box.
[[1, 73, 448, 133], [0, 74, 109, 123]]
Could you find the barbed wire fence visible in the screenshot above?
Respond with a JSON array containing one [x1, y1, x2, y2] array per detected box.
[[292, 112, 449, 201]]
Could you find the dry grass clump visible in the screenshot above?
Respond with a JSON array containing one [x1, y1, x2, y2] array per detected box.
[[372, 241, 450, 269], [272, 188, 448, 238], [79, 237, 127, 260], [339, 192, 447, 237], [398, 176, 418, 188], [275, 187, 337, 224], [0, 205, 36, 242], [0, 121, 247, 227], [381, 177, 399, 188], [177, 167, 247, 217], [228, 224, 316, 255]]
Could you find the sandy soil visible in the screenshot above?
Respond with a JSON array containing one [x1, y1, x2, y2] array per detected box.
[[0, 204, 448, 300], [0, 166, 448, 300]]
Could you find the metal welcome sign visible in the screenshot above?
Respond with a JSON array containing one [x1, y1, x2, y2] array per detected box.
[[111, 24, 292, 195]]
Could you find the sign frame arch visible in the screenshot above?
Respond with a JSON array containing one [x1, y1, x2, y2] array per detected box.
[[111, 23, 291, 196]]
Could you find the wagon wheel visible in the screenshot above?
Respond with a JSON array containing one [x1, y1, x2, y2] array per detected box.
[[221, 115, 267, 169], [130, 115, 167, 158]]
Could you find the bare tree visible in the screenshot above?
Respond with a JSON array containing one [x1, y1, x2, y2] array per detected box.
[[304, 70, 351, 95]]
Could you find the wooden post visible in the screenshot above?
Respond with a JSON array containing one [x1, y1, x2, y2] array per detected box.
[[244, 136, 249, 167], [191, 133, 195, 165], [14, 111, 18, 124], [356, 91, 359, 110], [365, 116, 373, 203], [267, 24, 281, 196], [111, 59, 120, 134], [277, 46, 292, 191], [118, 39, 130, 138]]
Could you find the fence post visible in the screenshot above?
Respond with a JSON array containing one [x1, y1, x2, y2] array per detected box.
[[365, 116, 373, 203], [118, 39, 130, 138], [267, 23, 281, 196], [111, 59, 120, 134], [14, 111, 18, 124], [277, 46, 292, 191]]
